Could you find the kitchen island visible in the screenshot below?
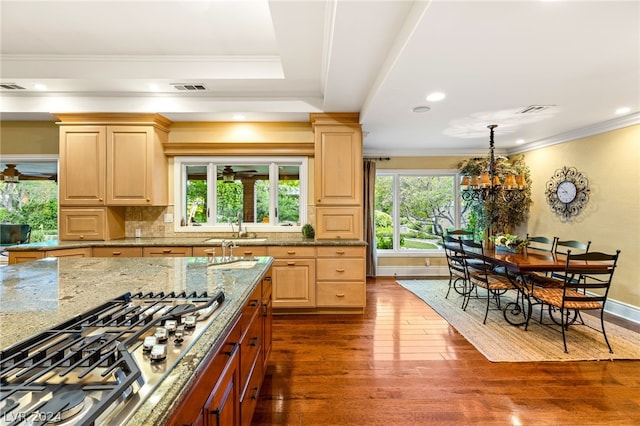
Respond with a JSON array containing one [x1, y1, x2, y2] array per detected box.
[[0, 255, 273, 425]]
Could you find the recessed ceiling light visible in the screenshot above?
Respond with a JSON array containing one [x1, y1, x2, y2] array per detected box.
[[516, 139, 525, 145], [232, 114, 246, 120], [33, 83, 47, 91], [426, 92, 446, 102], [412, 106, 431, 113], [615, 107, 631, 115], [149, 83, 159, 91]]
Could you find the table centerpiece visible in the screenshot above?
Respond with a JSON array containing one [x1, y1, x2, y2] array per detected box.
[[493, 233, 529, 253]]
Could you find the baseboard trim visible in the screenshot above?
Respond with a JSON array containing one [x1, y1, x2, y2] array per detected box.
[[377, 267, 640, 326]]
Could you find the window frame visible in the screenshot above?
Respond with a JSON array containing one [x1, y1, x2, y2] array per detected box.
[[375, 169, 462, 256], [173, 156, 307, 234]]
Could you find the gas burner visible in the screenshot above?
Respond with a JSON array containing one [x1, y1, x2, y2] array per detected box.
[[0, 291, 225, 426], [36, 390, 86, 423]]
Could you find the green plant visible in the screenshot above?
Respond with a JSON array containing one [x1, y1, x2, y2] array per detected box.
[[302, 223, 315, 239], [458, 154, 532, 236]]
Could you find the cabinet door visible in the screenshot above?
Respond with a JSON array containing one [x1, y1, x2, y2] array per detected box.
[[271, 259, 315, 308], [59, 125, 106, 205], [106, 126, 157, 205], [205, 348, 240, 426], [314, 125, 362, 206], [315, 207, 362, 240], [8, 251, 44, 265], [142, 246, 192, 257]]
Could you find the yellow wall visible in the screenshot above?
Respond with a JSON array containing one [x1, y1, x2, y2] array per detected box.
[[0, 122, 59, 154], [523, 125, 639, 307]]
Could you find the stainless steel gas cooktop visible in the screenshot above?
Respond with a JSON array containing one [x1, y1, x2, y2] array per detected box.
[[0, 290, 226, 425]]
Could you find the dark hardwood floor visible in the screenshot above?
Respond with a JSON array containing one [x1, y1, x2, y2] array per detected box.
[[252, 277, 640, 425]]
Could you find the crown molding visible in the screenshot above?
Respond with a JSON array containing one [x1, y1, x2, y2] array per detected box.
[[507, 113, 640, 155]]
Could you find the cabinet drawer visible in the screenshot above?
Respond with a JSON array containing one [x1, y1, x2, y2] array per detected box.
[[267, 246, 315, 258], [240, 353, 263, 426], [240, 310, 262, 394], [316, 258, 365, 281], [316, 246, 365, 258], [193, 246, 267, 258], [93, 246, 143, 257], [142, 246, 192, 257], [239, 285, 262, 337], [317, 282, 366, 307], [46, 248, 92, 259]]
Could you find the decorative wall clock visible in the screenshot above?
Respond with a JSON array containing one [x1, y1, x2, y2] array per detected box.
[[545, 166, 590, 220]]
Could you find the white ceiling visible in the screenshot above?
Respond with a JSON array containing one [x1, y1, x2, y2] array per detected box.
[[1, 0, 639, 156]]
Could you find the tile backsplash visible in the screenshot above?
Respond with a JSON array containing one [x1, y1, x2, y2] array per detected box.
[[125, 205, 315, 240]]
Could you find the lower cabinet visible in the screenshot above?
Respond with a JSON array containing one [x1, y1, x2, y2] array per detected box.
[[270, 258, 316, 308], [167, 275, 272, 426], [142, 246, 192, 257], [316, 246, 366, 310], [92, 246, 143, 257], [167, 320, 241, 426], [8, 247, 92, 265]]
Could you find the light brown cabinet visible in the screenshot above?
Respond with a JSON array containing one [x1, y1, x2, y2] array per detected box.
[[311, 113, 363, 240], [58, 207, 125, 241], [142, 246, 192, 257], [92, 246, 143, 257], [316, 246, 366, 309], [8, 247, 92, 265], [57, 115, 170, 207], [268, 246, 316, 309]]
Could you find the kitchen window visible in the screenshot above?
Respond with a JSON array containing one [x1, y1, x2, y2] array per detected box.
[[174, 156, 307, 233], [375, 170, 467, 253]]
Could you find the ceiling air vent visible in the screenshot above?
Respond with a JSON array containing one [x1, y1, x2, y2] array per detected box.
[[171, 83, 207, 91], [520, 105, 555, 114], [0, 83, 26, 90]]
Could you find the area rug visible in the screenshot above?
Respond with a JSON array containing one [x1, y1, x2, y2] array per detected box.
[[396, 279, 640, 362]]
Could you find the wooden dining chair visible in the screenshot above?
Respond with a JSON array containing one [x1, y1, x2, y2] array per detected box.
[[526, 250, 620, 353], [442, 235, 470, 306], [460, 239, 517, 324]]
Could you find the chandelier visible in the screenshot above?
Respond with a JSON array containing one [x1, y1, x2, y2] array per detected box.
[[460, 124, 526, 203]]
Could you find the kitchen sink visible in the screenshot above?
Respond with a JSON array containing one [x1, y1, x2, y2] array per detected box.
[[204, 238, 267, 243], [207, 260, 258, 269]]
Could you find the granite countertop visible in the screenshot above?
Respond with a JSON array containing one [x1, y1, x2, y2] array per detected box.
[[0, 256, 273, 425], [4, 235, 367, 251]]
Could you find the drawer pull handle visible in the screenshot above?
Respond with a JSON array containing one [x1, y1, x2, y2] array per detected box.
[[244, 251, 253, 255], [287, 261, 296, 266], [336, 268, 345, 272], [287, 250, 296, 255], [112, 251, 122, 256], [223, 342, 239, 357], [162, 249, 172, 253], [336, 293, 345, 297], [250, 336, 259, 347], [336, 250, 345, 255], [249, 299, 260, 307], [251, 386, 260, 400]]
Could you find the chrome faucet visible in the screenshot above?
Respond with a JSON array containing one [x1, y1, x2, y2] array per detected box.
[[236, 212, 248, 238], [220, 239, 236, 261]]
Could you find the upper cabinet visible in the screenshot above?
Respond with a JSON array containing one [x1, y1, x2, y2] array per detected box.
[[312, 113, 362, 206], [57, 114, 171, 206], [310, 113, 363, 240]]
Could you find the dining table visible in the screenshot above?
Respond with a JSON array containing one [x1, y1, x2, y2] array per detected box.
[[472, 245, 610, 326]]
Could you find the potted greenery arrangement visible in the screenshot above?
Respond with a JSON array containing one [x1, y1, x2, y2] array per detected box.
[[457, 154, 532, 239], [302, 223, 315, 239]]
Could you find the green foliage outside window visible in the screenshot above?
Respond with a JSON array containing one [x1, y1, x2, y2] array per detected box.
[[0, 181, 58, 242]]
